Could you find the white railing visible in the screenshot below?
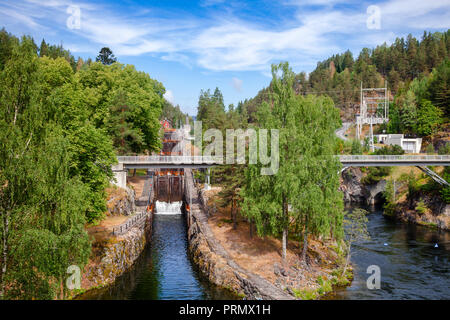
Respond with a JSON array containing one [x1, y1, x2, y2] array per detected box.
[[117, 155, 223, 164], [338, 155, 450, 162], [117, 155, 450, 165]]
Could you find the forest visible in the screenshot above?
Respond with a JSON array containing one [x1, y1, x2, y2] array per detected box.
[[240, 30, 449, 137], [0, 28, 167, 299]]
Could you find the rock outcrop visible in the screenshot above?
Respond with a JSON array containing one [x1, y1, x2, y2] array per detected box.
[[340, 167, 386, 205], [394, 193, 450, 231], [340, 167, 366, 203], [106, 187, 136, 216]]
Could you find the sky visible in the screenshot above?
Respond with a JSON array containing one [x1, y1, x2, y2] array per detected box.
[[0, 0, 449, 116]]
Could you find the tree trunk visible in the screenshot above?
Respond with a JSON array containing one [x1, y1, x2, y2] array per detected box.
[[282, 198, 288, 262], [232, 198, 237, 230], [1, 212, 9, 298], [301, 216, 309, 263], [342, 242, 352, 277], [249, 220, 253, 239]]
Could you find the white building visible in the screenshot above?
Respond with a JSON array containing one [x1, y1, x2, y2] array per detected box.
[[374, 134, 422, 153]]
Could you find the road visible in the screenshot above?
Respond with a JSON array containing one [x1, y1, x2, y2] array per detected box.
[[335, 122, 352, 141]]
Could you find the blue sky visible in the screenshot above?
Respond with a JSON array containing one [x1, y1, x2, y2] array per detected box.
[[1, 0, 449, 116]]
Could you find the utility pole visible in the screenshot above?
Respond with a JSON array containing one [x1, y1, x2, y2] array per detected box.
[[356, 81, 389, 147]]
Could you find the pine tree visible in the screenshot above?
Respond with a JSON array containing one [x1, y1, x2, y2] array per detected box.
[[39, 39, 48, 57], [96, 47, 117, 65]]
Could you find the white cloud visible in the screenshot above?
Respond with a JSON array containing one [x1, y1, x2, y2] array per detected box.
[[2, 0, 449, 74], [232, 77, 243, 92], [163, 90, 175, 104]]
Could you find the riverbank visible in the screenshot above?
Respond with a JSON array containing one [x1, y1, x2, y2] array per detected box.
[[184, 169, 351, 300], [72, 180, 152, 298], [340, 166, 450, 231]]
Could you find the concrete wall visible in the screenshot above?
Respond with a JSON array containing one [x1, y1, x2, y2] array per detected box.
[[112, 163, 127, 189]]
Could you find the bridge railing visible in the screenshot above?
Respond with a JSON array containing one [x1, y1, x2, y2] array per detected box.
[[117, 154, 450, 165], [117, 155, 223, 164], [338, 155, 450, 162]]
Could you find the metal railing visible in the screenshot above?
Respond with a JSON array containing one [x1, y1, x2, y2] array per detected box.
[[117, 155, 450, 166], [111, 210, 149, 236], [117, 155, 222, 164], [338, 155, 450, 162]]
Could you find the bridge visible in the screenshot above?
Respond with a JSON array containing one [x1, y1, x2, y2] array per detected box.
[[112, 155, 450, 188], [339, 155, 450, 167]]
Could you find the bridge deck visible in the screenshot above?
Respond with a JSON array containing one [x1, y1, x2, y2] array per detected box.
[[339, 155, 450, 167], [117, 155, 450, 168]]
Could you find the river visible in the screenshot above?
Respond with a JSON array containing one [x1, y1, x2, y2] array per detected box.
[[82, 203, 449, 300], [80, 212, 238, 300], [326, 204, 450, 299]]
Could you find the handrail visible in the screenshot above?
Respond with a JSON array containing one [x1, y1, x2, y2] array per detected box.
[[338, 155, 450, 161], [117, 155, 450, 164], [117, 155, 223, 164], [112, 210, 149, 236]]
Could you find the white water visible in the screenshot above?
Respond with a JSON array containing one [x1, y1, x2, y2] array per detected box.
[[155, 200, 182, 215]]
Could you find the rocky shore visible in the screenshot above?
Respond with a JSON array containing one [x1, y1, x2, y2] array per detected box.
[[339, 166, 450, 231]]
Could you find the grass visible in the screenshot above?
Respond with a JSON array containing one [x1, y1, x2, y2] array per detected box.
[[292, 271, 352, 300], [292, 288, 319, 300]]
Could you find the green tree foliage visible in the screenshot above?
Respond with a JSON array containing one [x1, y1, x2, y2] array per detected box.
[[96, 47, 117, 65], [383, 179, 397, 216], [77, 62, 165, 153], [438, 143, 450, 203], [197, 87, 227, 131], [217, 165, 245, 230], [240, 30, 450, 126], [361, 145, 404, 184], [404, 170, 419, 209], [415, 100, 443, 136], [161, 100, 188, 127], [427, 58, 449, 117], [106, 90, 145, 155], [0, 37, 90, 299], [351, 139, 362, 155], [0, 30, 165, 298], [240, 62, 343, 263]]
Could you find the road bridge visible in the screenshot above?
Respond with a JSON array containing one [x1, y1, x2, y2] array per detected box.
[[112, 155, 450, 188]]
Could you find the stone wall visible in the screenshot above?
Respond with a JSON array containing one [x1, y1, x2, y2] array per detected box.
[[81, 213, 152, 290], [340, 167, 386, 205], [184, 169, 293, 300]]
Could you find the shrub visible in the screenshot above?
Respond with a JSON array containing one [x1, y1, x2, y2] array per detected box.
[[415, 200, 427, 215]]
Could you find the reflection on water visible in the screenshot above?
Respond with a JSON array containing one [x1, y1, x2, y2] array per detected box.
[[81, 213, 238, 300], [326, 204, 450, 300]]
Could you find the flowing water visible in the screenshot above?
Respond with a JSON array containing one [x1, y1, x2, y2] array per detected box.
[[80, 205, 238, 300], [154, 200, 183, 215], [326, 204, 450, 299], [82, 202, 449, 300]]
